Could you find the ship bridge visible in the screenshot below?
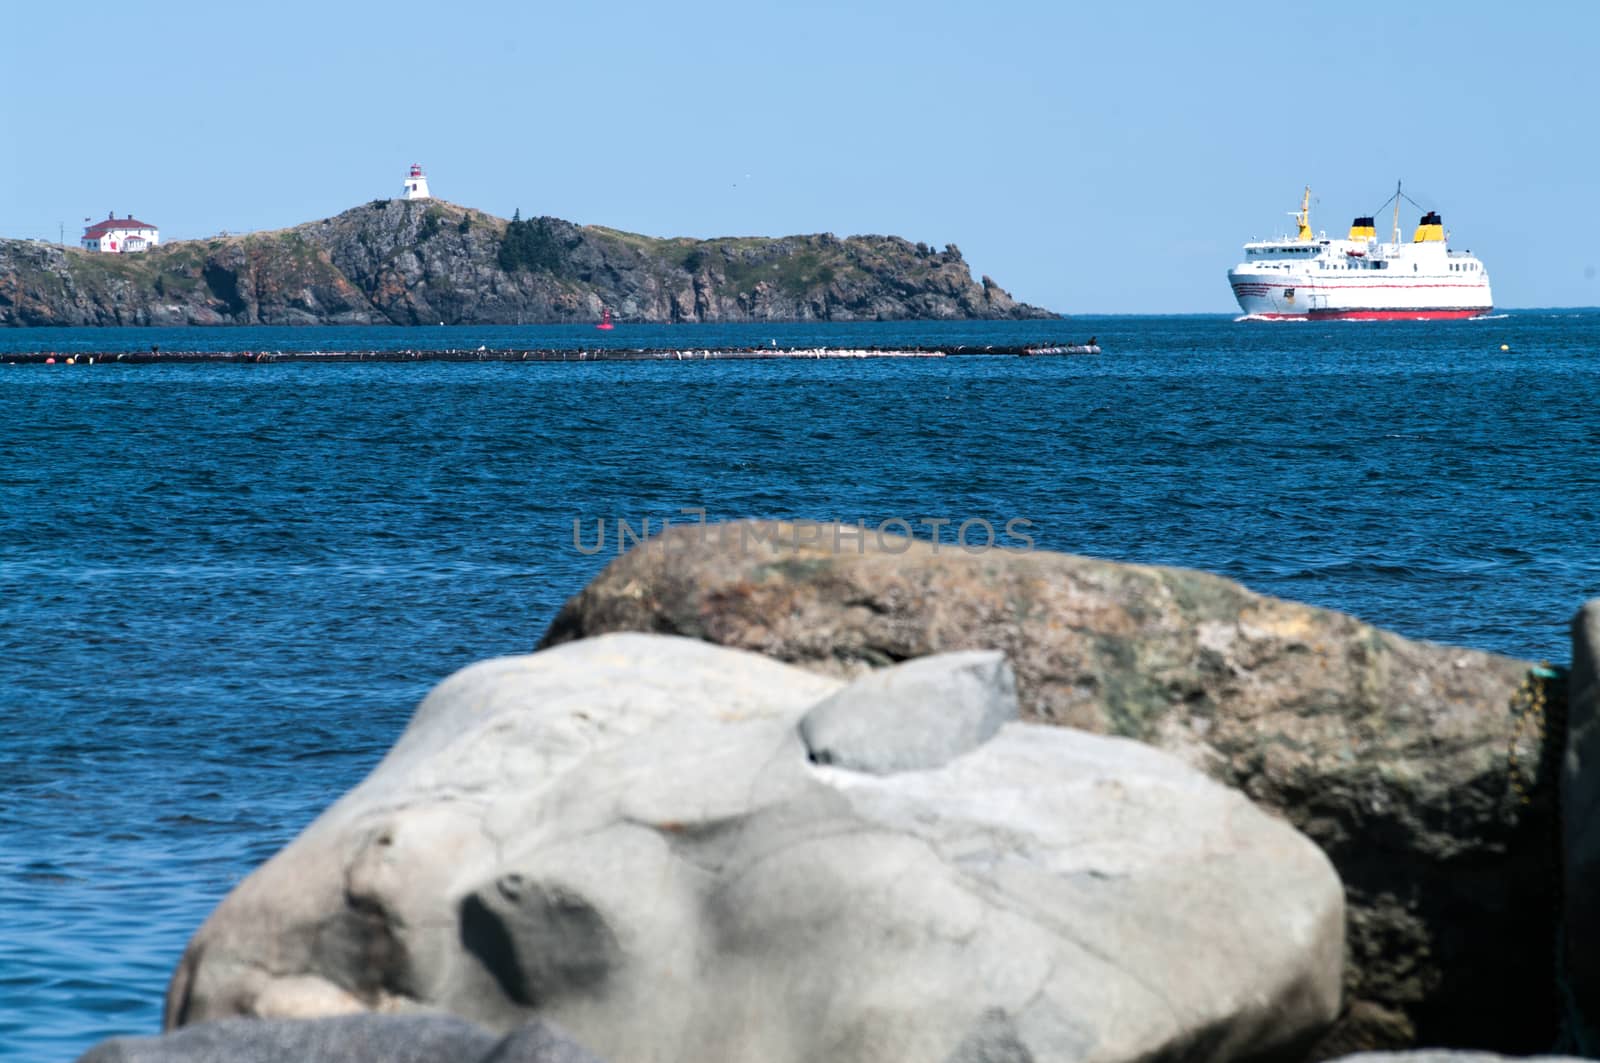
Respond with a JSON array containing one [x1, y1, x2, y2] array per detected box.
[[1243, 241, 1321, 257]]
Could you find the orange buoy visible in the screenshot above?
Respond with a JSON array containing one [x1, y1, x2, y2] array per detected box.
[[45, 356, 56, 364]]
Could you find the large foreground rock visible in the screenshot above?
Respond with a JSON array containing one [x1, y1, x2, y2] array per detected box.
[[539, 522, 1560, 1055], [78, 1014, 600, 1062], [168, 635, 1343, 1063], [1564, 601, 1600, 1054]]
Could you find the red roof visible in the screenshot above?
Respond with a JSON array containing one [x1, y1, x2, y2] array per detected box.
[[83, 217, 157, 237]]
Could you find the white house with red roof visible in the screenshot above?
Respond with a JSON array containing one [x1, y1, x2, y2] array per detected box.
[[82, 213, 160, 253]]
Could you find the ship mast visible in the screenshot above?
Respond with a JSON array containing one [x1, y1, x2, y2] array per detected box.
[[1293, 185, 1313, 241], [1391, 180, 1402, 247]]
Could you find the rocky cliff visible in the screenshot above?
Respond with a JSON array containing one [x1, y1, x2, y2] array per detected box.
[[0, 200, 1055, 326]]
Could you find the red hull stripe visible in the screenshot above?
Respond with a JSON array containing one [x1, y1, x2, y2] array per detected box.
[[1249, 308, 1492, 321], [1230, 282, 1488, 292]]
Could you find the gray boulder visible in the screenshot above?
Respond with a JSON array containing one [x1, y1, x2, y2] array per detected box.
[[481, 1019, 610, 1063], [166, 635, 1344, 1063], [76, 1014, 601, 1062], [798, 649, 1018, 773]]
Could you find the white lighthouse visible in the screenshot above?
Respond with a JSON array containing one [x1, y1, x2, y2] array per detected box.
[[402, 163, 431, 200]]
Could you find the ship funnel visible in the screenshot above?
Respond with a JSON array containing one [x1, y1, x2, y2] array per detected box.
[[1348, 216, 1377, 241], [1413, 211, 1445, 242]]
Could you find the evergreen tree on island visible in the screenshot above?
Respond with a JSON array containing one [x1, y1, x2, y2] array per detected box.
[[498, 210, 563, 273]]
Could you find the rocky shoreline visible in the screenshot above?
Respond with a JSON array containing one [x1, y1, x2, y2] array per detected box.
[[0, 200, 1057, 327], [74, 523, 1599, 1062]]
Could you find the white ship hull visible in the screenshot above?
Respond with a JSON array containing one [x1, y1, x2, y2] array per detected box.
[[1227, 270, 1492, 320]]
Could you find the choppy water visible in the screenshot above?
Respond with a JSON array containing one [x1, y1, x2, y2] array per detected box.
[[3, 314, 1598, 1059]]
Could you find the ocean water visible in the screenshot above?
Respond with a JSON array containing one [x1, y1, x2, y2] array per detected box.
[[3, 313, 1599, 1060]]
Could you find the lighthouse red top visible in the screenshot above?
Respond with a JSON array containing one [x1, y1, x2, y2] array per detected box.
[[409, 164, 423, 177]]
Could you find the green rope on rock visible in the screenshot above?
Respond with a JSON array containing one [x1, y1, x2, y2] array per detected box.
[[1507, 662, 1569, 806]]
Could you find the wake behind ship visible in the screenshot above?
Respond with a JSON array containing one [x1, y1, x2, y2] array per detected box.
[[1228, 185, 1492, 320]]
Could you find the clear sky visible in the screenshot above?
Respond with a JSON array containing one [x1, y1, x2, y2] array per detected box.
[[3, 0, 1595, 313]]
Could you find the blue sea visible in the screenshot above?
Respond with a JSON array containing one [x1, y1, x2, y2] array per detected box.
[[3, 313, 1598, 1060]]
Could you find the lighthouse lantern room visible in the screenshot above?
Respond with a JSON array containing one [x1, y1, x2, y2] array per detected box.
[[402, 163, 431, 201]]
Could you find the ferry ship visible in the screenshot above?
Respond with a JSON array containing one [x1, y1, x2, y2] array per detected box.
[[1228, 185, 1492, 320]]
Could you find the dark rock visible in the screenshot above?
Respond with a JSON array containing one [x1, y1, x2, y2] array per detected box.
[[539, 520, 1564, 1057], [1563, 600, 1600, 1054], [460, 876, 622, 1008]]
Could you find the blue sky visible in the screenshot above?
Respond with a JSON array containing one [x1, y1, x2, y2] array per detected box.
[[3, 0, 1595, 313]]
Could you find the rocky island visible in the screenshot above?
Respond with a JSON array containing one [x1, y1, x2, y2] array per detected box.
[[0, 200, 1055, 326]]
